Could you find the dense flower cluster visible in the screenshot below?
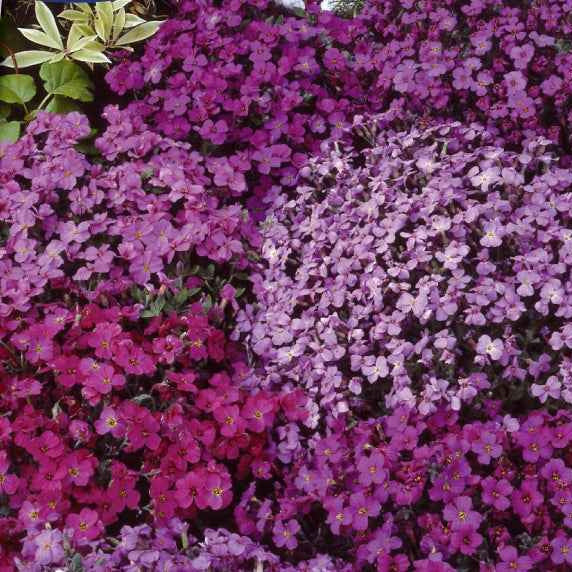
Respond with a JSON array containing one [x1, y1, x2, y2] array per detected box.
[[0, 287, 312, 567], [0, 112, 308, 569], [351, 0, 572, 150], [104, 0, 373, 216], [15, 519, 353, 571], [0, 110, 259, 319], [3, 0, 572, 569], [236, 404, 572, 570], [239, 118, 572, 419]]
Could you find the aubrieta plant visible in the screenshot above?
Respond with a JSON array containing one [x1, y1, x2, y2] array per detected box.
[[0, 111, 311, 569], [2, 0, 572, 570], [349, 0, 572, 151], [239, 116, 572, 422], [103, 0, 373, 217]]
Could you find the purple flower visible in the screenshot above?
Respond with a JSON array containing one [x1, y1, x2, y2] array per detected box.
[[476, 335, 504, 361]]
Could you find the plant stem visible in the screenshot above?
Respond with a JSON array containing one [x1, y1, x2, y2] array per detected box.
[[37, 93, 53, 111], [0, 41, 19, 73]]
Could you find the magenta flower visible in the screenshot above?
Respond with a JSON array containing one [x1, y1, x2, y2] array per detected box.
[[349, 492, 381, 531], [357, 451, 386, 486], [496, 546, 533, 572], [95, 407, 124, 437], [512, 481, 543, 518], [450, 524, 483, 555], [443, 496, 481, 530], [66, 508, 103, 543], [471, 431, 502, 465], [551, 535, 572, 566], [481, 477, 513, 511], [510, 44, 534, 69], [0, 451, 19, 495]]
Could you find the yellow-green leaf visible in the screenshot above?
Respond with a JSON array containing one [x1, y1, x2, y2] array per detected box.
[[0, 50, 55, 68], [123, 13, 146, 28], [112, 8, 126, 41], [95, 2, 114, 41], [49, 52, 66, 63], [115, 21, 162, 46], [73, 3, 94, 16], [74, 23, 95, 37], [18, 27, 61, 50], [66, 23, 83, 49], [58, 9, 91, 22], [112, 0, 131, 10], [71, 49, 111, 64], [35, 1, 64, 50], [68, 34, 98, 53], [82, 40, 107, 53]]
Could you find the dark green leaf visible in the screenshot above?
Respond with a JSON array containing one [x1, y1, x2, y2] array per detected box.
[[45, 94, 82, 113], [0, 103, 10, 120]]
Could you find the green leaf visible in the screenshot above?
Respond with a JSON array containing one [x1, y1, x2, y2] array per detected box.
[[115, 21, 163, 45], [0, 122, 21, 143], [1, 50, 55, 68], [45, 95, 81, 113], [35, 1, 64, 50], [18, 27, 62, 50], [40, 60, 94, 102], [141, 298, 165, 318], [68, 553, 84, 572], [71, 49, 111, 64], [0, 75, 36, 104]]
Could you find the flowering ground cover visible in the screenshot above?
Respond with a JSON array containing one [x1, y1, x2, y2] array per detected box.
[[1, 0, 572, 570]]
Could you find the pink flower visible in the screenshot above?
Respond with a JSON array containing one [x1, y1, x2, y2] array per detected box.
[[95, 407, 124, 437], [450, 525, 483, 555], [496, 546, 533, 572], [85, 363, 125, 395], [0, 451, 19, 495], [66, 508, 103, 543], [357, 451, 386, 486], [443, 496, 481, 530]]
